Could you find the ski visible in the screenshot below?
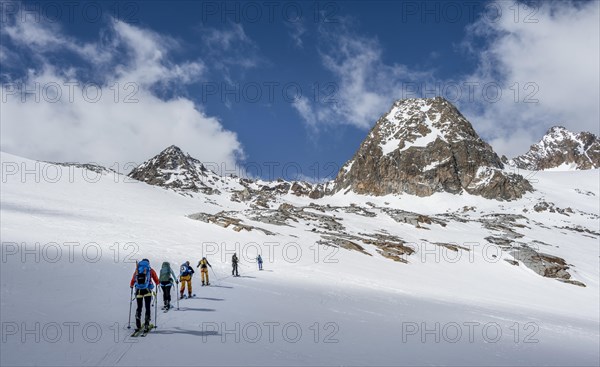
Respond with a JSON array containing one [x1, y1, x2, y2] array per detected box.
[[141, 326, 153, 337], [130, 324, 155, 337]]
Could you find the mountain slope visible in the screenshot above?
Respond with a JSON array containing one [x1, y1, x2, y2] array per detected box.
[[1, 151, 599, 366], [127, 145, 328, 203], [512, 126, 600, 171], [333, 97, 532, 200]]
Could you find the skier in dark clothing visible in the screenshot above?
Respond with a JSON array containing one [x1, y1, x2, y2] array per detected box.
[[232, 253, 239, 277], [257, 254, 263, 270], [159, 261, 178, 309], [129, 259, 160, 332], [179, 261, 195, 298]]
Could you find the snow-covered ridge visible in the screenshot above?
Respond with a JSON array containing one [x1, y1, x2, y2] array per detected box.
[[511, 126, 600, 171], [128, 145, 331, 202]]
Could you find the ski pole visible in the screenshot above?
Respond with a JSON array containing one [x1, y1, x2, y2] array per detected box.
[[154, 287, 158, 329], [127, 287, 133, 329], [210, 267, 219, 283], [176, 280, 180, 310], [128, 260, 138, 329]]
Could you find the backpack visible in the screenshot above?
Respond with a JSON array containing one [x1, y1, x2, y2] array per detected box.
[[159, 265, 172, 282], [135, 260, 152, 290], [180, 264, 190, 276]]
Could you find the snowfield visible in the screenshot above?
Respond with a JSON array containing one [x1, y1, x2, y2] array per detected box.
[[1, 151, 599, 366]]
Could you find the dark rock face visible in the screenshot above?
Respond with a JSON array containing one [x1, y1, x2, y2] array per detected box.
[[128, 145, 220, 194], [512, 126, 600, 170], [333, 97, 532, 200]]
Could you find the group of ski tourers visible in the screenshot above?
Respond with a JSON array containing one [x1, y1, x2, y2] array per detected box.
[[128, 253, 264, 336]]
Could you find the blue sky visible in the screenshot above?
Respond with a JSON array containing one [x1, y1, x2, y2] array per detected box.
[[1, 1, 598, 181]]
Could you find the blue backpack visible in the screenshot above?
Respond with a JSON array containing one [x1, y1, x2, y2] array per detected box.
[[135, 260, 153, 290], [180, 264, 190, 277]]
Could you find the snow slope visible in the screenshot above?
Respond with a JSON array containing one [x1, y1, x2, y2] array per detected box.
[[1, 152, 599, 366]]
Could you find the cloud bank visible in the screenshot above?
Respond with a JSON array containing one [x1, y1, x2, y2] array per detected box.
[[0, 9, 244, 168], [293, 2, 599, 157], [460, 0, 600, 156]]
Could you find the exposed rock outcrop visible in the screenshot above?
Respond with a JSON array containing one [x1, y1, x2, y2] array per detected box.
[[128, 145, 222, 195], [333, 97, 532, 200], [511, 126, 600, 171]]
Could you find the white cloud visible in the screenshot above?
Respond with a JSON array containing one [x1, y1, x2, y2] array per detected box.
[[286, 20, 306, 48], [2, 11, 110, 65], [0, 11, 243, 168], [458, 0, 600, 156], [111, 21, 204, 88], [292, 98, 317, 127], [294, 2, 599, 159], [292, 22, 432, 130], [198, 23, 262, 75], [202, 22, 249, 50]]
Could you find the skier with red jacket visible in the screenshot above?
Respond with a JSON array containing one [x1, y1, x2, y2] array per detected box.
[[129, 259, 160, 333]]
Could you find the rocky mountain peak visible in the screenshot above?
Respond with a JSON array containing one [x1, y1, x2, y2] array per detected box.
[[511, 126, 599, 171], [128, 145, 218, 194], [161, 144, 185, 156], [333, 97, 532, 200], [375, 97, 484, 154], [151, 145, 205, 171]]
